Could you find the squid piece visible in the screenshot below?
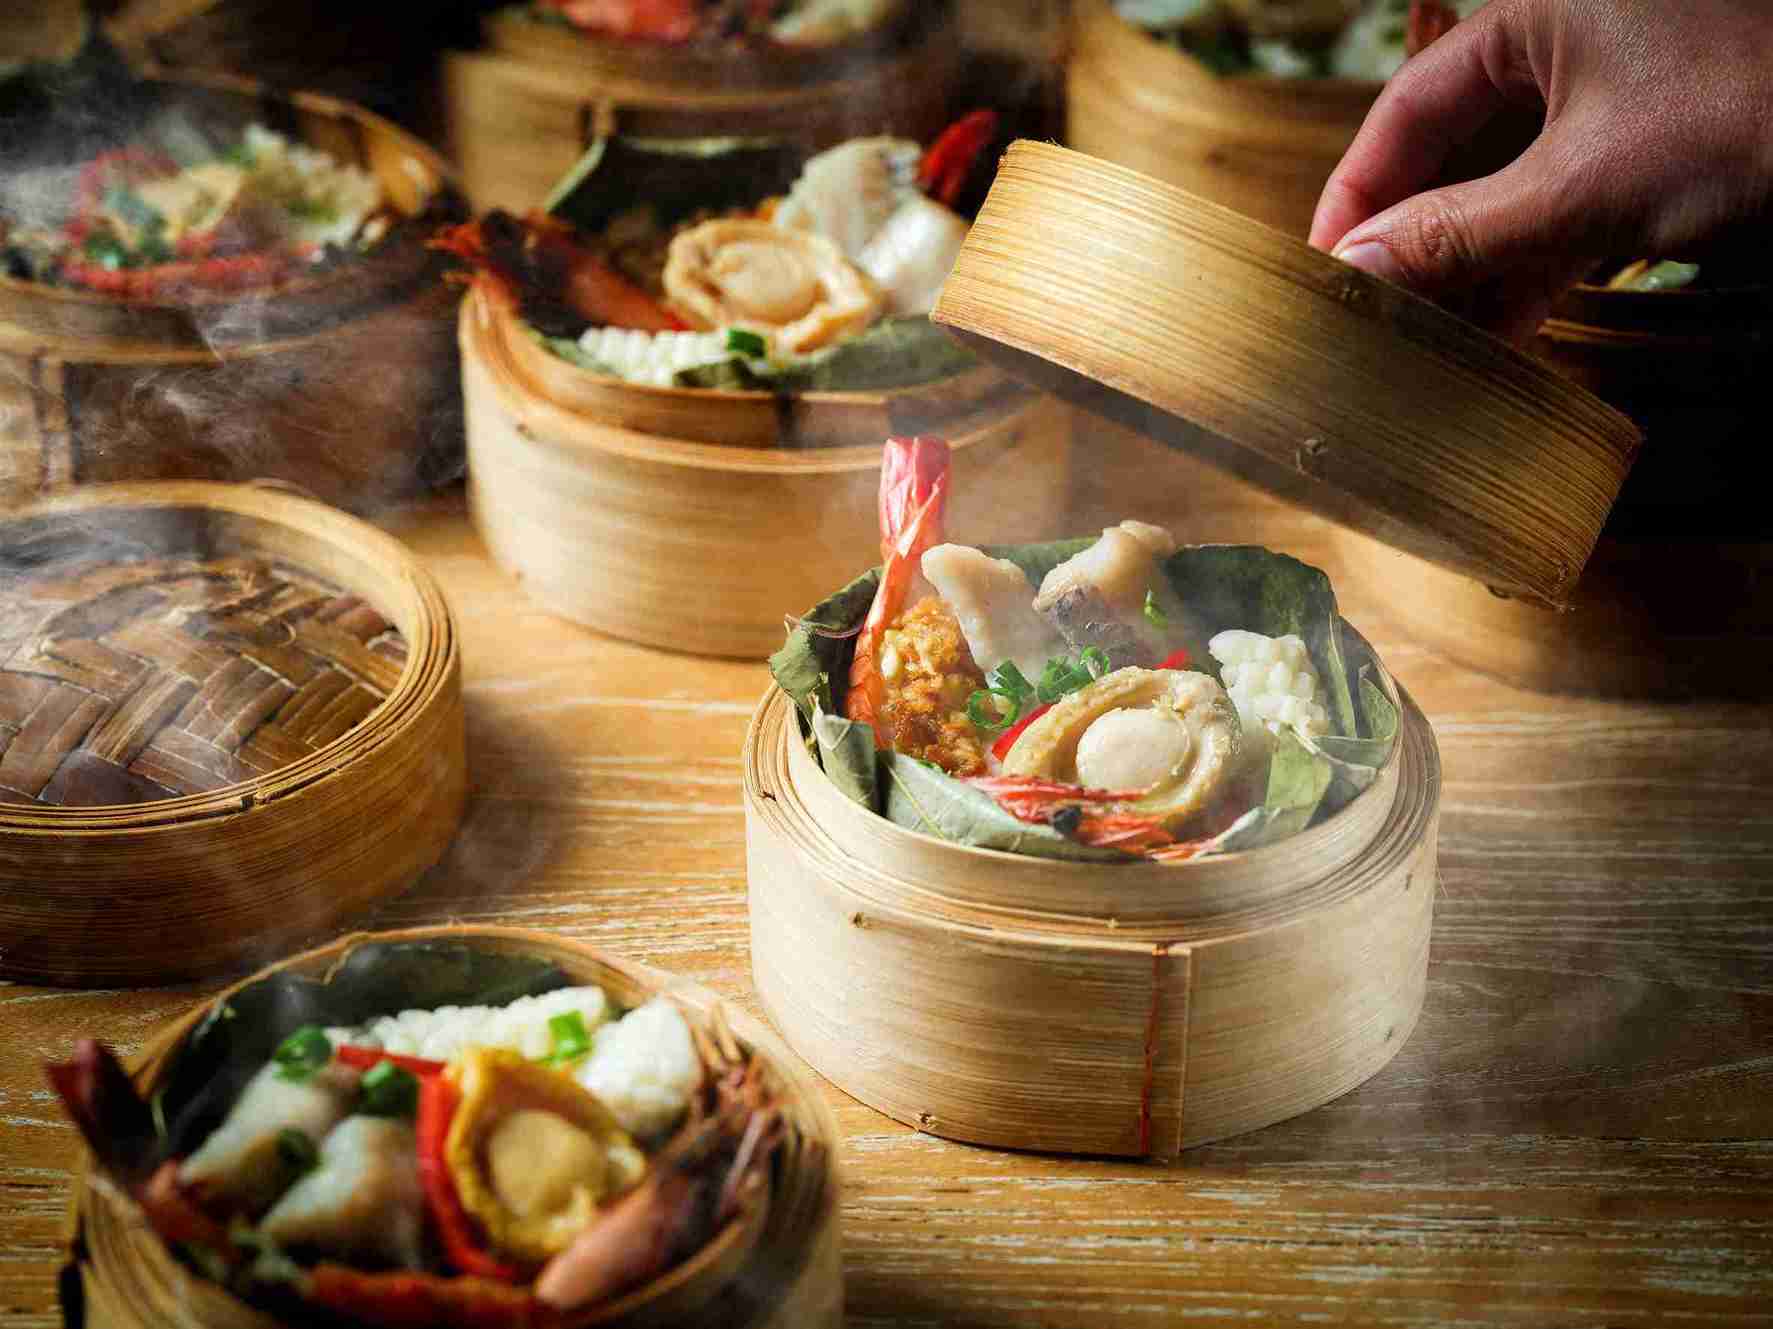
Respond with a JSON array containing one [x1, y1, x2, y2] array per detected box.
[[260, 1116, 427, 1270], [663, 220, 882, 355], [1033, 521, 1189, 669], [855, 195, 970, 317], [178, 1060, 361, 1215], [772, 137, 922, 261], [920, 543, 1063, 681]]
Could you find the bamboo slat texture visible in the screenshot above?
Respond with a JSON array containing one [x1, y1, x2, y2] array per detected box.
[[69, 926, 841, 1329], [3, 444, 1772, 1325], [933, 141, 1643, 611]]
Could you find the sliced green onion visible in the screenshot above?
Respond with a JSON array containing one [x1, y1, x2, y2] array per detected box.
[[544, 1010, 593, 1067], [1142, 590, 1169, 630], [986, 660, 1033, 704], [966, 689, 1013, 734], [1080, 647, 1111, 680], [272, 1026, 332, 1081], [726, 328, 768, 357], [275, 1128, 318, 1175], [358, 1060, 420, 1117]]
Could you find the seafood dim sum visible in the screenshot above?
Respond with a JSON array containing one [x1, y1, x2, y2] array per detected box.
[[435, 111, 1001, 391], [48, 944, 785, 1325], [776, 436, 1402, 861]]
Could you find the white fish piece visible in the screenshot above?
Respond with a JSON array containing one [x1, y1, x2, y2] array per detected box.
[[856, 195, 971, 317], [259, 1116, 425, 1269], [575, 998, 702, 1141], [921, 543, 1064, 681], [178, 1061, 360, 1214], [773, 137, 921, 262], [1034, 521, 1184, 669], [326, 985, 613, 1064]]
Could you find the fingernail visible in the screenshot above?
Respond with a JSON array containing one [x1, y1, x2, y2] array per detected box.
[[1334, 240, 1406, 286]]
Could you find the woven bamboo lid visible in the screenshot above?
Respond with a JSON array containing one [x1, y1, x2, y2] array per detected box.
[[931, 141, 1643, 608]]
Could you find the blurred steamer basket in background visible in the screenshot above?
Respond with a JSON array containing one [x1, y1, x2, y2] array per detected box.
[[0, 483, 464, 988], [459, 283, 1071, 661], [1066, 0, 1379, 238], [1333, 277, 1773, 698], [441, 1, 963, 214], [0, 72, 467, 516], [67, 927, 843, 1329]]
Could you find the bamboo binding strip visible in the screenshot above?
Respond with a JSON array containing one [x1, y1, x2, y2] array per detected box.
[[459, 288, 1071, 660], [0, 483, 465, 987], [744, 651, 1442, 1160], [1065, 0, 1378, 236], [932, 141, 1642, 609], [0, 71, 465, 515], [68, 926, 843, 1329], [441, 4, 959, 214]]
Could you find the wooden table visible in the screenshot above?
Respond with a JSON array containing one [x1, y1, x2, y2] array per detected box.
[[4, 430, 1772, 1327]]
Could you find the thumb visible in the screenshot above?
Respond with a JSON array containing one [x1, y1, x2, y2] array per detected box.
[[1329, 131, 1585, 284]]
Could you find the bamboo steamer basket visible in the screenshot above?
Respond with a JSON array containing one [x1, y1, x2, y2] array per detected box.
[[441, 3, 961, 214], [1323, 278, 1773, 697], [0, 482, 465, 988], [0, 71, 466, 516], [1066, 0, 1378, 236], [745, 635, 1441, 1159], [459, 285, 1072, 660], [101, 0, 439, 126], [65, 926, 843, 1329]]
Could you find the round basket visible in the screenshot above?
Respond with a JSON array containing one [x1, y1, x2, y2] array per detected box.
[[65, 926, 843, 1329], [0, 482, 464, 987], [441, 3, 961, 214], [743, 637, 1441, 1159], [0, 71, 466, 516], [459, 287, 1072, 660], [1065, 0, 1377, 236], [1327, 278, 1773, 698]]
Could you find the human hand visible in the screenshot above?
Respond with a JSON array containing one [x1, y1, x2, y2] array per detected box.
[[1310, 0, 1773, 342]]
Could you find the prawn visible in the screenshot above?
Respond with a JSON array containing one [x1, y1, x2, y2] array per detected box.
[[845, 435, 952, 745]]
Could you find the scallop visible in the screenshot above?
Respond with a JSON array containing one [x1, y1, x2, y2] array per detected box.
[[663, 220, 883, 355], [1003, 667, 1243, 832]]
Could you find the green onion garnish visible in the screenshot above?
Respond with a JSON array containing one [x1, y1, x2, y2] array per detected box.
[[358, 1061, 420, 1118], [965, 661, 1035, 736], [726, 328, 768, 358], [272, 1026, 332, 1081], [544, 1010, 593, 1067], [1143, 590, 1169, 630], [276, 1128, 318, 1175]]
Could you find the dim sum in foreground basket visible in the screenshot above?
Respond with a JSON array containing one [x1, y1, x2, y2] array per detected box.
[[54, 929, 841, 1329], [745, 436, 1441, 1158]]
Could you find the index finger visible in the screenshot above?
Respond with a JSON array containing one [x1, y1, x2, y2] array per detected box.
[[1309, 5, 1539, 252]]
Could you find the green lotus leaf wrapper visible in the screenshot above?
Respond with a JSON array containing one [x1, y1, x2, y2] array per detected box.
[[770, 541, 1402, 861]]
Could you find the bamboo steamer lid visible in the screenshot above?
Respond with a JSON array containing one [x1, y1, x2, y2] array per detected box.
[[66, 926, 842, 1329], [0, 482, 465, 987], [931, 141, 1644, 610]]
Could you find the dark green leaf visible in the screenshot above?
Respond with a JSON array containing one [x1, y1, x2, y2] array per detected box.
[[676, 318, 977, 393], [547, 136, 804, 233], [881, 754, 1128, 863], [1314, 666, 1400, 769], [770, 565, 880, 723], [539, 334, 618, 376], [811, 706, 878, 809]]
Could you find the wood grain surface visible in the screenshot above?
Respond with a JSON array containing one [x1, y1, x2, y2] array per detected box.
[[3, 423, 1772, 1326]]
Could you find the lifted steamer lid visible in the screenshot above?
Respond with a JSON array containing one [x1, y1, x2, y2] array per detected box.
[[931, 140, 1642, 609]]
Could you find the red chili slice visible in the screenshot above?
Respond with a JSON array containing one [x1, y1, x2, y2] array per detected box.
[[415, 1073, 525, 1282], [1158, 648, 1192, 670], [990, 702, 1053, 762], [333, 1045, 448, 1076]]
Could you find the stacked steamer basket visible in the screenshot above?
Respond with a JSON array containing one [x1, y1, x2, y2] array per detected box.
[[1334, 274, 1773, 697], [0, 483, 464, 988], [66, 927, 843, 1329], [101, 0, 438, 129], [743, 143, 1641, 1157], [442, 1, 963, 213], [0, 70, 466, 515], [1066, 0, 1380, 236], [459, 124, 1070, 661]]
